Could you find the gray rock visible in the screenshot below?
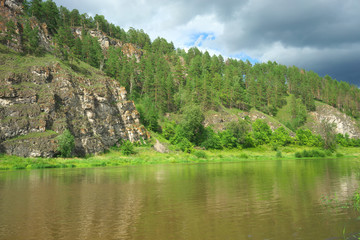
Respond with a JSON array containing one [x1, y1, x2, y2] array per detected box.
[[154, 139, 169, 153], [0, 63, 149, 157]]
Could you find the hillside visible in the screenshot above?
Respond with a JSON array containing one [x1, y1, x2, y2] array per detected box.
[[0, 45, 148, 157], [0, 0, 359, 157]]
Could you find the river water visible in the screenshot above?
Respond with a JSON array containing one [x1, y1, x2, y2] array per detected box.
[[0, 158, 360, 240]]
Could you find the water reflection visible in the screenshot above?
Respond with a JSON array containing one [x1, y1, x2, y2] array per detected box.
[[0, 158, 359, 240]]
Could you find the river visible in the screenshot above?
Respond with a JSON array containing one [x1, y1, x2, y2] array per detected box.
[[0, 158, 359, 240]]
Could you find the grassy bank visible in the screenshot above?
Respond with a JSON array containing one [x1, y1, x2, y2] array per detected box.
[[0, 145, 359, 171]]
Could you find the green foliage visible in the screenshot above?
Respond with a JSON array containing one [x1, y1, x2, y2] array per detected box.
[[201, 127, 223, 150], [180, 104, 205, 144], [177, 137, 194, 153], [225, 120, 250, 145], [243, 133, 257, 148], [271, 127, 292, 146], [219, 130, 237, 149], [193, 150, 207, 159], [336, 133, 360, 147], [286, 94, 307, 131], [295, 129, 323, 147], [320, 120, 337, 151], [353, 191, 360, 212], [137, 96, 160, 132], [294, 149, 327, 158], [12, 0, 360, 122], [120, 140, 136, 155], [21, 20, 41, 55], [42, 0, 60, 34], [4, 20, 17, 45], [162, 121, 176, 140], [57, 129, 75, 157], [276, 150, 282, 158], [252, 119, 272, 145]]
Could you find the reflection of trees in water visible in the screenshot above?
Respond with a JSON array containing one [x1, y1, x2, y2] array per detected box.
[[0, 160, 359, 240]]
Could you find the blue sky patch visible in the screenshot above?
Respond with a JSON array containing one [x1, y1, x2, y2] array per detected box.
[[186, 32, 216, 47]]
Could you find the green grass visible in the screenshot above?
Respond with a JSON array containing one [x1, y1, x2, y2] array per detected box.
[[275, 95, 293, 124], [1, 145, 359, 171], [4, 130, 58, 143], [0, 43, 106, 81]]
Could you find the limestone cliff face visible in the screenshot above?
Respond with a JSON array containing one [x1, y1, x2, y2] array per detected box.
[[0, 0, 53, 52], [73, 28, 143, 62], [0, 62, 149, 157], [307, 104, 360, 138]]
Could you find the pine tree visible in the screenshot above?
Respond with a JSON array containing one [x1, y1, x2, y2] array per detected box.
[[5, 20, 17, 45], [42, 0, 59, 34], [22, 21, 40, 55], [29, 0, 43, 21]]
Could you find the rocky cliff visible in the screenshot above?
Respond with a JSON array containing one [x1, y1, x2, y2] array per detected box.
[[0, 0, 53, 52], [306, 104, 360, 138], [73, 28, 143, 62], [0, 54, 149, 157]]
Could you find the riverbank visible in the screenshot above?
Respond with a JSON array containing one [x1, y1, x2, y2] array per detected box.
[[0, 145, 359, 171]]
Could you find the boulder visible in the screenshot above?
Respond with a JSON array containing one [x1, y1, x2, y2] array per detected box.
[[154, 139, 169, 153]]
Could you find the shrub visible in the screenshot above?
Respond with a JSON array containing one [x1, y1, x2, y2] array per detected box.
[[336, 152, 344, 158], [295, 149, 326, 158], [162, 121, 176, 140], [243, 133, 256, 148], [295, 151, 302, 158], [121, 140, 136, 155], [295, 129, 323, 147], [177, 138, 194, 153], [271, 127, 293, 146], [276, 151, 282, 158], [219, 130, 237, 149], [252, 119, 272, 145], [201, 127, 223, 150], [239, 153, 249, 159], [226, 120, 250, 144], [193, 150, 207, 159], [57, 129, 75, 158]]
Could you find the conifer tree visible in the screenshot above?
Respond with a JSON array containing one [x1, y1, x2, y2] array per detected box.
[[22, 21, 40, 55], [42, 0, 59, 34]]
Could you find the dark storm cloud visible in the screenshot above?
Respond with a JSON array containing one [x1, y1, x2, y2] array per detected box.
[[53, 0, 360, 86]]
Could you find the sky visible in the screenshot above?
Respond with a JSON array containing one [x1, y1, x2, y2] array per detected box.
[[53, 0, 360, 87]]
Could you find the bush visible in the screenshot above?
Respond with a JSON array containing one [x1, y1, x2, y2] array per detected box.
[[162, 121, 176, 140], [239, 153, 249, 159], [219, 130, 237, 149], [243, 133, 256, 148], [193, 150, 207, 159], [120, 140, 136, 155], [295, 151, 302, 158], [336, 152, 344, 158], [57, 129, 75, 157], [180, 104, 205, 144], [201, 127, 223, 150], [295, 129, 323, 147], [271, 127, 292, 146], [177, 137, 194, 153], [295, 149, 326, 158], [276, 151, 282, 158], [137, 96, 160, 132], [226, 120, 250, 144], [252, 119, 272, 145]]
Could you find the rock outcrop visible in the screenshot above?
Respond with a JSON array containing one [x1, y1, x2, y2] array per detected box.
[[153, 139, 169, 153], [307, 104, 360, 138], [0, 62, 149, 157], [73, 28, 143, 62], [0, 0, 53, 52]]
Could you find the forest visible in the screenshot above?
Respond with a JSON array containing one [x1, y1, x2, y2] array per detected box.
[[2, 0, 360, 153]]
